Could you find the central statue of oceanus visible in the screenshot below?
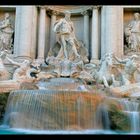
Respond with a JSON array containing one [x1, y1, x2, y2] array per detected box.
[[53, 11, 80, 60], [45, 11, 90, 79], [48, 11, 89, 64]]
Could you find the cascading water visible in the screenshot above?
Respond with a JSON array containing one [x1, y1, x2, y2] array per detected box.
[[2, 78, 106, 131], [95, 104, 110, 130], [2, 77, 115, 132], [3, 77, 140, 134], [119, 99, 140, 133], [3, 89, 104, 130]]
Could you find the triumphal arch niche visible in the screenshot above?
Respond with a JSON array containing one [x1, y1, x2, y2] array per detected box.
[[36, 6, 100, 79], [37, 6, 101, 64]]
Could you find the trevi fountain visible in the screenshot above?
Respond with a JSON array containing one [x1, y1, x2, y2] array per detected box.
[[0, 5, 140, 134]]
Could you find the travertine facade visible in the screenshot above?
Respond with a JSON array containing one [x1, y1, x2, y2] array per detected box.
[[0, 6, 127, 61], [0, 5, 140, 91], [0, 6, 139, 60]]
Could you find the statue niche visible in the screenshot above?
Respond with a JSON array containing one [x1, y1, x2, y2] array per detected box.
[[0, 13, 14, 54], [48, 11, 89, 64], [124, 12, 140, 55], [45, 11, 90, 79]]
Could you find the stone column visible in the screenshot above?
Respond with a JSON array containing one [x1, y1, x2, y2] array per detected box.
[[82, 10, 90, 58], [116, 6, 123, 57], [101, 6, 106, 59], [49, 11, 57, 50], [14, 6, 37, 60], [101, 6, 123, 58], [37, 6, 46, 61], [90, 6, 100, 63], [45, 13, 51, 58]]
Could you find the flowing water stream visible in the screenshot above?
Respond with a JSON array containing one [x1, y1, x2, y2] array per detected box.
[[1, 78, 140, 134], [119, 99, 140, 133]]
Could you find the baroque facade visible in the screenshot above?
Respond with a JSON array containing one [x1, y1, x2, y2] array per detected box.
[[2, 6, 140, 133], [0, 5, 124, 61], [0, 5, 140, 90]]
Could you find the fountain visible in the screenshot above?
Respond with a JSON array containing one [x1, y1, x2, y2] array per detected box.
[[3, 83, 140, 134], [3, 77, 105, 130], [1, 9, 140, 134], [1, 71, 140, 134]]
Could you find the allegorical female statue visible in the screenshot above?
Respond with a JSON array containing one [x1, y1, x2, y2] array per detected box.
[[125, 13, 140, 52], [0, 13, 14, 53]]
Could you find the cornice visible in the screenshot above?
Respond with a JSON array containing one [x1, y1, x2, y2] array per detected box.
[[37, 5, 101, 15]]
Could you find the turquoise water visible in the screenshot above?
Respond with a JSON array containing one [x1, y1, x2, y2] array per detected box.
[[0, 129, 119, 134], [0, 125, 138, 135]]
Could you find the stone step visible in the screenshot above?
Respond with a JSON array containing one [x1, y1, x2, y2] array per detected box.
[[0, 80, 20, 93], [108, 82, 140, 97], [37, 78, 89, 91]]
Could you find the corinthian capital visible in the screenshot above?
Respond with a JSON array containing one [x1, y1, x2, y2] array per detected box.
[[92, 6, 101, 10], [48, 10, 59, 16], [38, 5, 46, 10], [81, 10, 90, 16]]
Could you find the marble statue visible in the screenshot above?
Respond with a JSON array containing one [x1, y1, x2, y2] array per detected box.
[[36, 56, 60, 80], [110, 74, 122, 87], [0, 50, 10, 80], [92, 53, 139, 87], [113, 54, 138, 85], [44, 11, 90, 81], [93, 53, 117, 87], [53, 11, 80, 60], [134, 63, 140, 83], [6, 57, 37, 82], [30, 59, 42, 78], [124, 13, 140, 52], [0, 13, 14, 53]]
